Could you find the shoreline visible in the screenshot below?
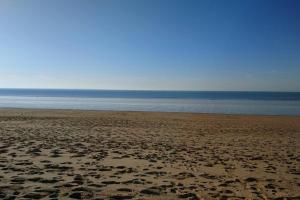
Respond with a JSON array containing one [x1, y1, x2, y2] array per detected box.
[[1, 107, 300, 118]]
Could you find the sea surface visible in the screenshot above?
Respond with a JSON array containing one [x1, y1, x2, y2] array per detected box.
[[0, 89, 300, 115]]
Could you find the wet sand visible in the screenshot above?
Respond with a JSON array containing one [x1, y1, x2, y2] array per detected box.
[[0, 109, 299, 200]]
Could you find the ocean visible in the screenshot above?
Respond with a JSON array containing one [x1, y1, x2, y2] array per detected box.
[[0, 89, 300, 115]]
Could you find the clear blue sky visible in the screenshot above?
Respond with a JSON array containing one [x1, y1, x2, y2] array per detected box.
[[0, 0, 299, 91]]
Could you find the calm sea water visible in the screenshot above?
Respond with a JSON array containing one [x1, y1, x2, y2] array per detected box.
[[0, 89, 300, 115]]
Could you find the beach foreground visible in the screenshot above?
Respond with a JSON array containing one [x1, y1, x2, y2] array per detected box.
[[0, 109, 299, 200]]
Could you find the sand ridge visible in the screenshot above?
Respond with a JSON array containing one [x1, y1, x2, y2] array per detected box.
[[0, 109, 299, 199]]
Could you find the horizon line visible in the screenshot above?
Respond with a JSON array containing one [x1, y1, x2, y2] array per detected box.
[[0, 87, 299, 93]]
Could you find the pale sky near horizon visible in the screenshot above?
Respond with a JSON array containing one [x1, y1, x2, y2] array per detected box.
[[0, 0, 299, 91]]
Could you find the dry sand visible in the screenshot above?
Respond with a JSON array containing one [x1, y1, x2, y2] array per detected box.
[[0, 109, 299, 200]]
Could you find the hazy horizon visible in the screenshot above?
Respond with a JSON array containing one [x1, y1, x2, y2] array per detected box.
[[1, 87, 300, 93], [0, 0, 299, 91]]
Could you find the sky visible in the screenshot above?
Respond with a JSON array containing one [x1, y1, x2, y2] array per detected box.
[[0, 0, 299, 91]]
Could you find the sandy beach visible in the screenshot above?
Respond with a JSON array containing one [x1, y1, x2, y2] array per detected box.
[[0, 109, 299, 200]]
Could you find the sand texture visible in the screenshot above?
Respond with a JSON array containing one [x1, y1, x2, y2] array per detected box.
[[0, 109, 299, 200]]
